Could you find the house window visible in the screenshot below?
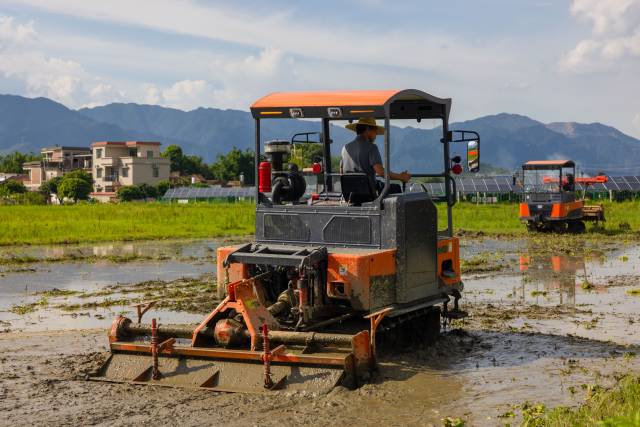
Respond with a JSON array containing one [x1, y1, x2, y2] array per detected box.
[[147, 150, 153, 158], [152, 165, 159, 178], [96, 168, 102, 178], [95, 148, 102, 159], [129, 149, 138, 157], [121, 167, 129, 178]]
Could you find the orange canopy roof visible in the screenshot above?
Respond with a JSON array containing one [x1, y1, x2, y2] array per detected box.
[[523, 160, 575, 169], [251, 90, 402, 109]]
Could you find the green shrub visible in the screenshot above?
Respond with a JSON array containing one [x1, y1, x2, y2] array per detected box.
[[13, 191, 47, 205], [0, 180, 27, 196], [117, 185, 145, 202], [138, 183, 158, 199], [156, 180, 171, 196]]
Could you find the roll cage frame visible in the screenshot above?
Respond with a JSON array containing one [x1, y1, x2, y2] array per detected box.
[[522, 160, 576, 194], [250, 89, 476, 237]]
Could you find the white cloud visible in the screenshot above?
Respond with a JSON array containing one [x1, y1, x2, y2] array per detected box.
[[571, 0, 638, 35], [0, 15, 36, 49], [560, 0, 640, 72], [6, 0, 510, 78], [156, 80, 220, 110], [0, 15, 126, 107]]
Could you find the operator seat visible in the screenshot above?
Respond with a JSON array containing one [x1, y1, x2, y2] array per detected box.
[[340, 173, 376, 205]]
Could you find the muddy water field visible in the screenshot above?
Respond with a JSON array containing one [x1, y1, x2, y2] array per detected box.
[[1, 236, 640, 426]]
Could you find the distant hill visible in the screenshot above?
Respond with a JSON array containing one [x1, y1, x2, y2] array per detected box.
[[1, 94, 640, 175], [0, 95, 138, 153]]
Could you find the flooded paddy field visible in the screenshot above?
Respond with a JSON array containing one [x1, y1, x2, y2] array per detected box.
[[1, 235, 639, 426]]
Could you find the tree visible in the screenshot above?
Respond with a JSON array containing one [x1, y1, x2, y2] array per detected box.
[[161, 144, 184, 172], [62, 169, 92, 187], [117, 185, 144, 202], [0, 151, 39, 174], [161, 144, 213, 179], [210, 148, 255, 184], [58, 178, 91, 202], [290, 143, 324, 168], [39, 176, 63, 196]]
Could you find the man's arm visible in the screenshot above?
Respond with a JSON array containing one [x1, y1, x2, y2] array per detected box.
[[373, 164, 411, 183], [369, 144, 411, 183]]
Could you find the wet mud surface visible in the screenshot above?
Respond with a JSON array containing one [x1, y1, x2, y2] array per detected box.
[[1, 236, 640, 426]]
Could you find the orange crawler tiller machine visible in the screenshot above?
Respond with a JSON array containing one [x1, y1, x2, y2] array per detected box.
[[519, 160, 606, 233], [92, 89, 481, 393]]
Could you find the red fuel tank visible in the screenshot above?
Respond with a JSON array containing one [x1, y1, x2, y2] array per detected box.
[[258, 161, 272, 192]]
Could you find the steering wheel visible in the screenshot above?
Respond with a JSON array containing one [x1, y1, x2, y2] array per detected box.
[[406, 181, 429, 193]]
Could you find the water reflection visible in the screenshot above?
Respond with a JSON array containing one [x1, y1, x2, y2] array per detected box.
[[0, 238, 224, 262], [518, 254, 585, 306]]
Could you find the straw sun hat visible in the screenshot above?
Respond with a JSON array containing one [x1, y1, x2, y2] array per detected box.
[[345, 117, 385, 135]]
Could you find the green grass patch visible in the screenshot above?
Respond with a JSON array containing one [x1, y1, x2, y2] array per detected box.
[[9, 296, 50, 315], [0, 202, 255, 245], [2, 200, 640, 246], [533, 376, 640, 426], [438, 200, 640, 237]]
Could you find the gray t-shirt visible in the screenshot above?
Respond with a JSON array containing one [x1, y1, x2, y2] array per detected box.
[[340, 135, 383, 184]]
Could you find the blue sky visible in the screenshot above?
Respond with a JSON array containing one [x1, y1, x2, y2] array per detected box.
[[0, 0, 639, 137]]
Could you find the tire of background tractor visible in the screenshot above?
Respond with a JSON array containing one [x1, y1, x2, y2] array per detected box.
[[568, 220, 586, 234], [526, 221, 538, 232], [551, 221, 567, 233]]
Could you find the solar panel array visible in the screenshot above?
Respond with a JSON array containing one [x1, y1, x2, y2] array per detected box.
[[424, 175, 640, 195], [163, 176, 640, 200], [163, 186, 255, 200]]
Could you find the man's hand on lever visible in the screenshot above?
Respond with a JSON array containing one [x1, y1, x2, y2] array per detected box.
[[374, 165, 412, 183]]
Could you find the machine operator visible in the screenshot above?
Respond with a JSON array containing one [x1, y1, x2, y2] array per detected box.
[[340, 118, 411, 192]]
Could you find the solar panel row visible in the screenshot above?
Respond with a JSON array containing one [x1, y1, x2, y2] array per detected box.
[[163, 186, 254, 199], [163, 176, 640, 199]]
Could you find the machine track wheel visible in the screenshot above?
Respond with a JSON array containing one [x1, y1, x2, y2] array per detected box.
[[567, 220, 586, 234], [375, 307, 441, 354], [526, 221, 539, 232], [548, 221, 567, 233]]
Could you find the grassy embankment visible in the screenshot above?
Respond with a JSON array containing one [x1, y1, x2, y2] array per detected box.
[[1, 200, 640, 246], [0, 202, 254, 246]]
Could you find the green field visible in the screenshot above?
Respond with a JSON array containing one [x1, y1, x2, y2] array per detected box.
[[1, 200, 639, 246], [0, 202, 254, 245]]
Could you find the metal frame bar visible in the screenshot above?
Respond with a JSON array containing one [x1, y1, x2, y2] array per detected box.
[[322, 118, 333, 192], [110, 342, 349, 367]]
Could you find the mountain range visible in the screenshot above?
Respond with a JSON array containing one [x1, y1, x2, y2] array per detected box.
[[1, 93, 639, 175]]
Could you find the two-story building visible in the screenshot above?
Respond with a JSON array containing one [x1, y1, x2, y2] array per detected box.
[[90, 141, 170, 202], [22, 146, 92, 190]]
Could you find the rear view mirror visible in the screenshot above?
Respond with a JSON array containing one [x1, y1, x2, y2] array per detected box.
[[448, 130, 480, 173], [467, 140, 479, 173]]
